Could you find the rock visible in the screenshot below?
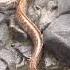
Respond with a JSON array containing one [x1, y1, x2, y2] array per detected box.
[[0, 47, 26, 69], [34, 0, 48, 8], [28, 6, 40, 23], [0, 59, 7, 70], [58, 0, 70, 15], [28, 0, 58, 30], [39, 7, 57, 30], [0, 0, 18, 10], [27, 0, 48, 29], [0, 49, 16, 70], [43, 14, 70, 66], [0, 13, 6, 23], [0, 49, 16, 65], [9, 15, 28, 40], [0, 23, 11, 49], [6, 47, 23, 64], [45, 55, 55, 67], [14, 42, 31, 58]]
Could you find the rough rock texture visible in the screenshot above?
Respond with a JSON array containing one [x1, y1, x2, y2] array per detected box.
[[0, 0, 18, 10], [14, 43, 31, 58], [58, 0, 70, 15], [0, 23, 10, 49], [0, 49, 16, 70], [28, 0, 58, 30], [0, 59, 8, 70]]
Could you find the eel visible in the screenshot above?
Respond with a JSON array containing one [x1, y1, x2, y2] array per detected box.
[[16, 0, 43, 70]]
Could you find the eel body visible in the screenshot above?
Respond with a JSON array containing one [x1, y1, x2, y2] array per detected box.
[[16, 0, 43, 70]]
